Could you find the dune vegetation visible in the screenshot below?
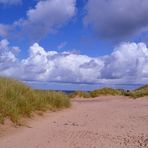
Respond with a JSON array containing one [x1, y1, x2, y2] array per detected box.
[[70, 86, 148, 99], [0, 77, 147, 124], [70, 88, 123, 98], [0, 77, 70, 124], [125, 85, 148, 98], [90, 88, 123, 98], [69, 91, 91, 98]]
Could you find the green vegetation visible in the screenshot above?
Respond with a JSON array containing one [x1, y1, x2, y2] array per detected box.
[[0, 77, 70, 124], [69, 91, 91, 98], [90, 88, 122, 98], [125, 85, 148, 98], [70, 86, 148, 99], [70, 88, 122, 98], [135, 85, 148, 91]]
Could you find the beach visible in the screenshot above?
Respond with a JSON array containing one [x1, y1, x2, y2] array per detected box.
[[0, 96, 148, 148]]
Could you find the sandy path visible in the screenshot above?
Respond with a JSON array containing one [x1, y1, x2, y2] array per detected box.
[[0, 96, 148, 148]]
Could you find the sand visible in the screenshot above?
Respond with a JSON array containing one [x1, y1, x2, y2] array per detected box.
[[0, 96, 148, 148]]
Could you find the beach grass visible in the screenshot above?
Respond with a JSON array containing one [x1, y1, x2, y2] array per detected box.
[[0, 77, 70, 124], [69, 91, 91, 98], [125, 85, 148, 98], [70, 86, 148, 99], [90, 88, 122, 98]]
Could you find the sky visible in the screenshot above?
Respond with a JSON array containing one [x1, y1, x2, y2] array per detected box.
[[0, 0, 148, 90]]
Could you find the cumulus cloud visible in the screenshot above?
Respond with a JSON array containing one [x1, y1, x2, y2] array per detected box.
[[0, 39, 20, 77], [0, 0, 76, 40], [84, 0, 148, 39], [0, 39, 148, 85], [101, 42, 148, 84], [0, 0, 21, 5], [20, 43, 102, 83]]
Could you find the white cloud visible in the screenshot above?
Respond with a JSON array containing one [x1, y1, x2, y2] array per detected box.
[[0, 39, 148, 85], [0, 39, 20, 61], [101, 42, 148, 84], [20, 43, 102, 83], [84, 0, 148, 39], [0, 0, 21, 5], [1, 0, 76, 40], [0, 39, 20, 77]]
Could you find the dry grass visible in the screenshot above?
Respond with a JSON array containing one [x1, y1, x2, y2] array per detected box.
[[125, 85, 148, 98], [90, 88, 122, 98], [70, 86, 148, 99], [0, 77, 70, 124], [69, 91, 91, 98], [70, 88, 122, 98]]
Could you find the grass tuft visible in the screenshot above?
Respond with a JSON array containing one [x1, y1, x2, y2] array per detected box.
[[69, 91, 91, 98], [69, 86, 148, 99], [0, 77, 70, 124], [125, 85, 148, 99], [90, 88, 122, 98]]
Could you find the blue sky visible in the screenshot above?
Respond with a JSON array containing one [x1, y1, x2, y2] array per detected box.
[[0, 0, 113, 57], [0, 0, 148, 90]]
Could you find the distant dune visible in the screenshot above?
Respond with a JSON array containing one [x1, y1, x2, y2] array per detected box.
[[69, 86, 148, 99]]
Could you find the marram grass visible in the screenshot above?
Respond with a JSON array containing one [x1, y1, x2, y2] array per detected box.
[[70, 86, 148, 99], [70, 88, 122, 98], [90, 88, 122, 98], [0, 77, 70, 124], [125, 85, 148, 98]]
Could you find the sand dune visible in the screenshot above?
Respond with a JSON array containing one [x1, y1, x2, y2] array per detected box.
[[0, 96, 148, 148]]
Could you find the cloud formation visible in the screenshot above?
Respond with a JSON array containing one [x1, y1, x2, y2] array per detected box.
[[0, 0, 21, 5], [84, 0, 148, 39], [0, 0, 76, 40], [0, 39, 148, 85], [0, 39, 20, 77]]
